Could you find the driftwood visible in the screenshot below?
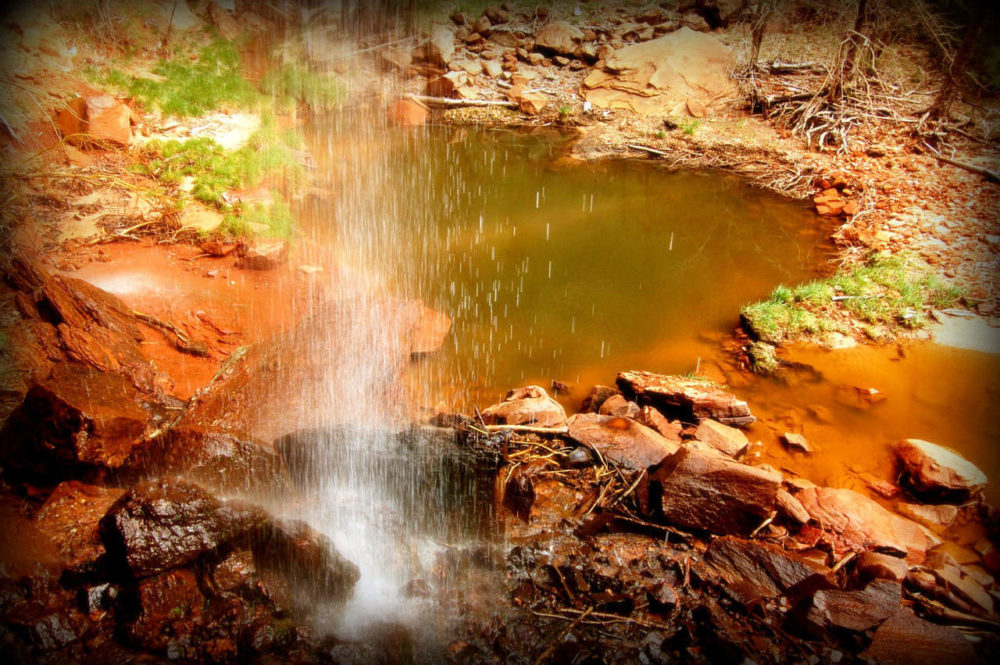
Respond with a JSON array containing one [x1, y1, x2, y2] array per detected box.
[[924, 146, 1000, 184], [405, 93, 517, 109], [626, 144, 671, 158], [762, 60, 828, 74]]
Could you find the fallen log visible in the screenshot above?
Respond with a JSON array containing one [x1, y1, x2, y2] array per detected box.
[[405, 93, 517, 109]]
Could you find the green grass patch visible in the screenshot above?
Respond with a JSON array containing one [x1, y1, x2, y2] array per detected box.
[[135, 117, 305, 208], [741, 253, 967, 344], [679, 118, 701, 136], [106, 40, 257, 117], [221, 197, 294, 239], [259, 65, 343, 112]]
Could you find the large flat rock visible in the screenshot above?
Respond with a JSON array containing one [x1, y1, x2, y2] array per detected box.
[[617, 371, 755, 426], [892, 438, 987, 501], [647, 446, 781, 535], [567, 412, 680, 470], [795, 486, 938, 563]]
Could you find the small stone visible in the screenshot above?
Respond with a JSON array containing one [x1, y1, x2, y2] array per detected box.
[[693, 419, 749, 457], [781, 432, 812, 454]]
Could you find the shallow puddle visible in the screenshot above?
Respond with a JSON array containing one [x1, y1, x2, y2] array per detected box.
[[746, 338, 1000, 506]]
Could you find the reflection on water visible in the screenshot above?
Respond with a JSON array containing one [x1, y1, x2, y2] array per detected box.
[[299, 123, 836, 412]]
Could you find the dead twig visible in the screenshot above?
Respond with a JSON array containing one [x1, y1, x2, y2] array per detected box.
[[532, 607, 594, 665], [922, 141, 1000, 183]]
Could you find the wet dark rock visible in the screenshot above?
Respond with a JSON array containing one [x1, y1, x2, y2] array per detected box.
[[567, 413, 680, 471], [0, 365, 150, 483], [502, 464, 537, 522], [251, 519, 360, 602], [3, 601, 86, 653], [122, 426, 291, 494], [566, 446, 594, 467], [580, 384, 621, 413], [617, 371, 755, 427], [646, 582, 678, 611], [597, 394, 640, 418], [795, 486, 938, 563], [646, 446, 781, 535], [692, 419, 749, 457], [892, 438, 988, 502], [862, 609, 983, 665], [401, 578, 432, 598], [798, 579, 901, 634], [77, 582, 117, 615], [35, 481, 125, 577], [121, 567, 208, 655], [481, 385, 567, 427], [99, 480, 265, 578], [211, 548, 294, 616], [704, 536, 829, 603]]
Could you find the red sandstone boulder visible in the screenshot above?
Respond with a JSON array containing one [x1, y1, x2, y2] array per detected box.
[[534, 20, 584, 56], [799, 579, 901, 634], [862, 609, 983, 665], [481, 385, 567, 428], [646, 446, 781, 535], [794, 486, 938, 563], [387, 98, 428, 126], [617, 371, 755, 426], [892, 438, 987, 501], [239, 239, 288, 270], [775, 488, 810, 525], [634, 405, 683, 441], [84, 95, 133, 147], [704, 536, 830, 603], [0, 365, 150, 482], [122, 427, 291, 494], [854, 551, 909, 583], [693, 419, 749, 457], [597, 394, 640, 418], [413, 23, 455, 66], [35, 481, 125, 576], [567, 412, 680, 470], [410, 304, 452, 355]]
